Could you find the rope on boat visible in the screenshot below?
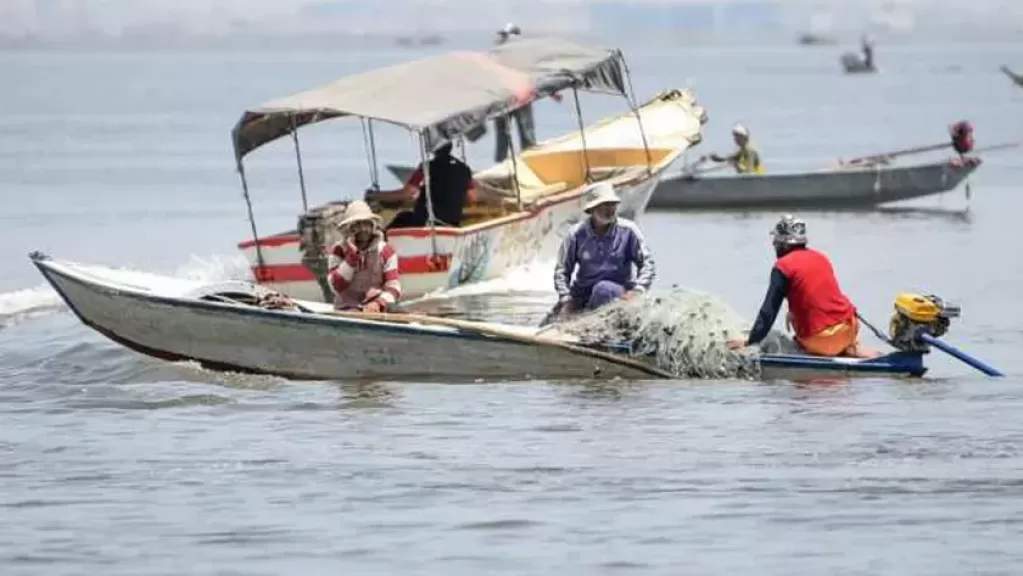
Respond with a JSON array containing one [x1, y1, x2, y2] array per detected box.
[[856, 312, 894, 346]]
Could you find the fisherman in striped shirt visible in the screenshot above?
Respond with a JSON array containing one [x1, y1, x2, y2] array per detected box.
[[327, 200, 402, 313], [550, 182, 656, 322]]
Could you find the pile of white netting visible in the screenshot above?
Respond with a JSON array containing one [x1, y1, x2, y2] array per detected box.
[[546, 287, 796, 379]]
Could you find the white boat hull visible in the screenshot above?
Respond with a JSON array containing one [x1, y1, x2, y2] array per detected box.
[[30, 253, 935, 383], [31, 254, 658, 382]]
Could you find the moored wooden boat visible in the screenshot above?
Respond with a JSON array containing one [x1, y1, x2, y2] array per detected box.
[[647, 157, 980, 210], [30, 252, 951, 383]]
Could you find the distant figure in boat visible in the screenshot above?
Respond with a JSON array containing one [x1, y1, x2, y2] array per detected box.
[[727, 215, 878, 358], [367, 140, 477, 229], [327, 201, 403, 313], [546, 182, 656, 324], [861, 35, 874, 69], [841, 35, 877, 74], [701, 123, 764, 174]]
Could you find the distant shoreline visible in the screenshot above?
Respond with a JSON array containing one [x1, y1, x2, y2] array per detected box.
[[1, 30, 1021, 52]]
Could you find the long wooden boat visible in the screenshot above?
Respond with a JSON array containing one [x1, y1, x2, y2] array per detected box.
[[231, 37, 708, 303], [30, 252, 937, 383], [647, 157, 980, 210]]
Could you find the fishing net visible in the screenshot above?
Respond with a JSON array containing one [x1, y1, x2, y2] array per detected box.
[[547, 287, 797, 380]]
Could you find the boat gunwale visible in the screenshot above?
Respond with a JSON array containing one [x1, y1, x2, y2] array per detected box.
[[759, 351, 927, 377], [32, 256, 539, 344], [30, 254, 672, 380], [674, 157, 980, 182], [31, 254, 930, 383]]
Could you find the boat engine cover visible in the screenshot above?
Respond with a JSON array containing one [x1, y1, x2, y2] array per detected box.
[[888, 292, 960, 352], [297, 201, 350, 303]]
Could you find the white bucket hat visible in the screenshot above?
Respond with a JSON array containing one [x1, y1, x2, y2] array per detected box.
[[582, 182, 621, 212], [732, 123, 749, 137], [338, 200, 381, 230]]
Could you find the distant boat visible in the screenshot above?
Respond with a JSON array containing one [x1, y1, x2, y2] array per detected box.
[[395, 34, 445, 47], [841, 51, 877, 74], [1001, 65, 1023, 88], [645, 158, 980, 211], [797, 32, 836, 46]]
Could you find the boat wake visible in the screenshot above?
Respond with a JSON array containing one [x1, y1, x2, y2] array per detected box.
[[0, 253, 251, 330], [551, 287, 794, 379], [0, 285, 63, 328]]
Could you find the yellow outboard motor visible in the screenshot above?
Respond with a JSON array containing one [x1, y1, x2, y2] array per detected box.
[[888, 293, 961, 352], [879, 292, 1002, 376]]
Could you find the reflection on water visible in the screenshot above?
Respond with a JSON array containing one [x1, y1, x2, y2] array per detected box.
[[336, 380, 399, 409]]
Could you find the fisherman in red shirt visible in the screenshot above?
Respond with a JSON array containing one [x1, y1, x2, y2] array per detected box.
[[326, 200, 402, 313], [727, 215, 878, 358]]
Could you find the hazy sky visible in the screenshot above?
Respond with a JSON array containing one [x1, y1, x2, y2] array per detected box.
[[1, 0, 1020, 40]]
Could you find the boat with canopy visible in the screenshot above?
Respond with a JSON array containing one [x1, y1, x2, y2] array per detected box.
[[231, 37, 708, 302]]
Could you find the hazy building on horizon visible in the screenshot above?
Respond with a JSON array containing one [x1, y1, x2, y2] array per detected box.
[[1, 0, 1021, 45]]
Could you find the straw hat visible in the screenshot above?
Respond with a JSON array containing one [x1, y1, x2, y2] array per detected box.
[[338, 200, 381, 229], [582, 182, 621, 212], [732, 123, 749, 137]]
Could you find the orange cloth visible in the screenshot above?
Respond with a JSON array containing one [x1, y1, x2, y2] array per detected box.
[[797, 316, 863, 357]]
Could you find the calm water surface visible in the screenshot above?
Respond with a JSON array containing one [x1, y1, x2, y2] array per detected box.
[[2, 40, 1023, 574]]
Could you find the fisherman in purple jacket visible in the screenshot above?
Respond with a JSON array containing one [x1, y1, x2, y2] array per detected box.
[[550, 182, 656, 322]]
